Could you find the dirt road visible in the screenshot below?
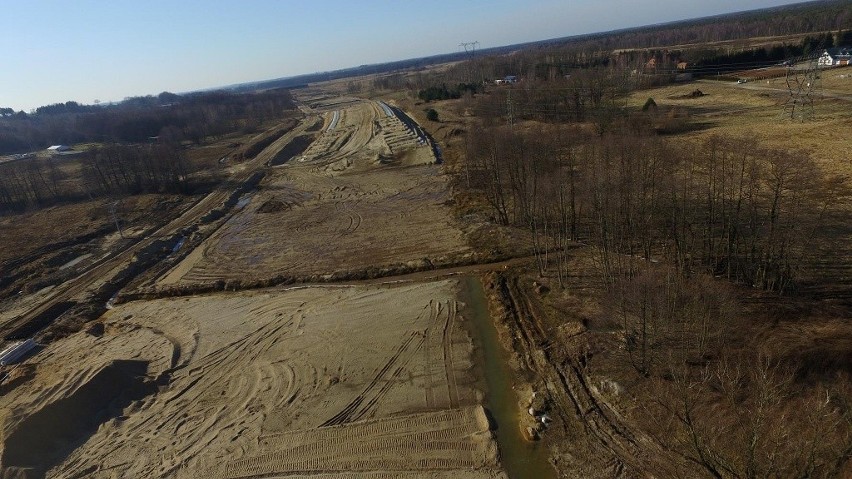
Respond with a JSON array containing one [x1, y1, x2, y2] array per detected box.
[[0, 118, 314, 340], [156, 98, 460, 286], [697, 78, 852, 102]]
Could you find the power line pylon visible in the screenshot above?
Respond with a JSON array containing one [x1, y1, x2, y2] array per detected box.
[[782, 54, 822, 121], [459, 41, 479, 83]]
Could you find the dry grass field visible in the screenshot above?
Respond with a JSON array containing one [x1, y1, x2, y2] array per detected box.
[[627, 68, 852, 178]]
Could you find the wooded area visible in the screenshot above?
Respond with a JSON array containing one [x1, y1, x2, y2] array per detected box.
[[0, 89, 297, 212], [0, 89, 295, 154], [420, 5, 852, 473], [464, 124, 846, 294]]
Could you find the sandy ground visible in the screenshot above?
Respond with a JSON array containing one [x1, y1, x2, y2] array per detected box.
[[0, 95, 505, 479], [158, 99, 470, 285], [0, 281, 502, 478]]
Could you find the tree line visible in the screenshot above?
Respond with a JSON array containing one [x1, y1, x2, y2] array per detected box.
[[0, 89, 295, 154], [418, 83, 483, 102], [426, 2, 851, 87], [464, 124, 845, 294], [0, 143, 191, 212]]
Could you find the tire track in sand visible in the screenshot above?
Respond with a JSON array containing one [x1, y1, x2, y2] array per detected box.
[[320, 330, 422, 427], [442, 301, 459, 408]]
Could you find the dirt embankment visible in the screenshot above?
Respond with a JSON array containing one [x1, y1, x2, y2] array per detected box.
[[479, 268, 686, 478], [2, 360, 155, 478], [234, 119, 299, 161]]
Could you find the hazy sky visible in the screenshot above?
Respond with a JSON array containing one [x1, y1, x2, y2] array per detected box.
[[1, 0, 805, 111]]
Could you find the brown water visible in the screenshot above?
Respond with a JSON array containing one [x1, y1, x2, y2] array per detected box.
[[462, 276, 557, 479]]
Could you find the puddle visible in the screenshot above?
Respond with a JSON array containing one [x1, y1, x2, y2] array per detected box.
[[58, 253, 92, 270], [171, 236, 186, 254], [236, 193, 253, 209]]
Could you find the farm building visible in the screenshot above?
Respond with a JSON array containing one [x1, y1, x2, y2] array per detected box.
[[46, 144, 71, 153], [817, 47, 852, 67]]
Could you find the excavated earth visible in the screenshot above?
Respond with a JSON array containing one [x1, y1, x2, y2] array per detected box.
[[0, 97, 506, 479], [155, 99, 470, 287]]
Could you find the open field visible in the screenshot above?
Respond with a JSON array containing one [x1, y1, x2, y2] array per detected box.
[[627, 72, 852, 178]]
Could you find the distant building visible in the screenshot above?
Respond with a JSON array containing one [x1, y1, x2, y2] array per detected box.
[[494, 75, 518, 85], [818, 47, 852, 67], [46, 145, 71, 152]]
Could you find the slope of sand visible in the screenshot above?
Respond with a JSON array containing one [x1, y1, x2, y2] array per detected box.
[[0, 280, 504, 479]]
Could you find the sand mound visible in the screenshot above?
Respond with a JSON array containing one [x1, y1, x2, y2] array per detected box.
[[256, 199, 289, 214], [2, 360, 154, 478]]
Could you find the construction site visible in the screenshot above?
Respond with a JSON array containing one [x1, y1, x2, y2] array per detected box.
[[2, 3, 852, 477], [0, 91, 530, 479]]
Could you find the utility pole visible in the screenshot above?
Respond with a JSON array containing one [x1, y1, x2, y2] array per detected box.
[[110, 200, 125, 239], [506, 89, 515, 128]]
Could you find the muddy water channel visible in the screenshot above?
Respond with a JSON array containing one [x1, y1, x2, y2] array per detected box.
[[462, 277, 556, 479]]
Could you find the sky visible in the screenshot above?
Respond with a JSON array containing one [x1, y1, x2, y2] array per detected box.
[[0, 0, 806, 111]]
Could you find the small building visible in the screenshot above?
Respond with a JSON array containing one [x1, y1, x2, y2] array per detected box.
[[46, 144, 71, 153], [818, 47, 852, 67], [494, 75, 518, 85]]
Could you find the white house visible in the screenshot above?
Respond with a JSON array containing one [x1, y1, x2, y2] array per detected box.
[[817, 47, 852, 67], [46, 144, 71, 152]]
